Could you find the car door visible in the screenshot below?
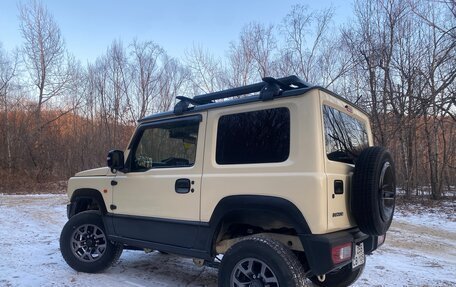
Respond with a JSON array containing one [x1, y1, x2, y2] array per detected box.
[[321, 100, 372, 231], [111, 113, 206, 248]]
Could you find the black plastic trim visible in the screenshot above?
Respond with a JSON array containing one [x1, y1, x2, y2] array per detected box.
[[334, 180, 344, 195], [66, 202, 76, 219], [206, 195, 312, 256], [363, 234, 382, 254], [107, 213, 211, 252], [192, 75, 309, 104], [69, 188, 108, 218], [175, 178, 191, 193], [209, 195, 312, 234], [300, 228, 370, 275], [108, 235, 211, 260]]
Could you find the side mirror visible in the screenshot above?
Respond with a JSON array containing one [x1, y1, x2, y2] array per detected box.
[[107, 150, 124, 172]]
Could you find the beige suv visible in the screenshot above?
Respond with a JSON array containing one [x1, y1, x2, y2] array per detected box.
[[60, 76, 396, 287]]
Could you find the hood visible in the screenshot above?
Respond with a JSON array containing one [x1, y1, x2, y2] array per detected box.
[[75, 167, 111, 177]]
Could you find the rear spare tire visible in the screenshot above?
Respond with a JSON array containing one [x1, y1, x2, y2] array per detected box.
[[351, 146, 396, 235]]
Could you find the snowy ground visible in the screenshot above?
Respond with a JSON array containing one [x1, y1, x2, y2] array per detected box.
[[0, 194, 454, 287]]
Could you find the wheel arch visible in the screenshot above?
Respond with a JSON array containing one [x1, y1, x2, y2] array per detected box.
[[68, 188, 108, 218], [208, 195, 311, 255]]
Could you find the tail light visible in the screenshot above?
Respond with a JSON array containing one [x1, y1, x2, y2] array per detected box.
[[331, 243, 352, 264]]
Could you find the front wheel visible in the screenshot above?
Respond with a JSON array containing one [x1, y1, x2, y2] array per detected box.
[[218, 235, 310, 287], [310, 263, 365, 287], [60, 211, 123, 273]]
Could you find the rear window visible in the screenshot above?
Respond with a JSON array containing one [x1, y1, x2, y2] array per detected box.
[[216, 108, 290, 164], [323, 105, 368, 164]]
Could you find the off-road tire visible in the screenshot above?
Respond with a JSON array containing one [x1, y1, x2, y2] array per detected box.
[[310, 263, 365, 287], [218, 235, 309, 287], [352, 146, 396, 235], [60, 211, 123, 273]]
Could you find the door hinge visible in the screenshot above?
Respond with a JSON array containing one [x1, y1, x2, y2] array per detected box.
[[110, 204, 117, 210]]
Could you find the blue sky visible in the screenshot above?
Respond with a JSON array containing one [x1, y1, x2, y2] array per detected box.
[[0, 0, 351, 62]]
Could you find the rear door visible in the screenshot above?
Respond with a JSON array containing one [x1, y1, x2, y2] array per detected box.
[[320, 97, 372, 231]]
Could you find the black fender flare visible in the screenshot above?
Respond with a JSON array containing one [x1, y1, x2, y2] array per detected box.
[[206, 195, 311, 255], [68, 188, 108, 218]]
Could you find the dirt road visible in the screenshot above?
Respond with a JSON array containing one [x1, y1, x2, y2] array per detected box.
[[0, 194, 454, 286]]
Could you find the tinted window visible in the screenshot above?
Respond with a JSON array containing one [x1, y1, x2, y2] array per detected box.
[[323, 105, 368, 164], [216, 108, 290, 164], [131, 120, 199, 171]]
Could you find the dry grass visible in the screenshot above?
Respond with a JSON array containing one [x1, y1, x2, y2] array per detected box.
[[396, 194, 456, 221], [0, 170, 67, 194]]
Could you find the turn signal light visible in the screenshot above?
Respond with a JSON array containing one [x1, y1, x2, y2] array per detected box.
[[331, 243, 352, 264]]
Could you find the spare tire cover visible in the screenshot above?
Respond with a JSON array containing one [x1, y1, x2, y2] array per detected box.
[[351, 146, 396, 235]]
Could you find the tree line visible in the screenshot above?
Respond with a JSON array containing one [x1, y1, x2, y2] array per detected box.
[[0, 0, 454, 199]]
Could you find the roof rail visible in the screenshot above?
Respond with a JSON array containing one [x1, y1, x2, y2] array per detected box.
[[173, 75, 310, 115]]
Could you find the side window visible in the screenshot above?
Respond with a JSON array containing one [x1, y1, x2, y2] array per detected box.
[[130, 120, 199, 171], [216, 108, 290, 165], [323, 105, 368, 164]]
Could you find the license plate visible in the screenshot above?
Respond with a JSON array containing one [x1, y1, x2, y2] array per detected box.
[[352, 243, 365, 268]]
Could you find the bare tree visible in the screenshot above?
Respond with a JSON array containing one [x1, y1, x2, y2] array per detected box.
[[0, 0, 454, 196], [241, 23, 277, 78], [278, 5, 336, 85], [226, 38, 256, 88], [19, 0, 73, 123], [184, 45, 225, 94], [156, 56, 190, 112], [0, 45, 19, 172], [19, 0, 79, 178], [414, 0, 456, 199], [128, 40, 164, 120], [341, 0, 455, 198], [105, 40, 130, 136], [226, 22, 277, 86]]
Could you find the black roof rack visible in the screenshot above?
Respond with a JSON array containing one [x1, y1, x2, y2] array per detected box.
[[173, 75, 311, 115]]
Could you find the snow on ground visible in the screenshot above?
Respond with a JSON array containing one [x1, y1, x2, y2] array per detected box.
[[0, 194, 455, 287]]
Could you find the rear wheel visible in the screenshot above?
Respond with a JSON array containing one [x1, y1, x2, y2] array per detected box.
[[218, 235, 309, 287], [310, 263, 365, 287], [60, 211, 123, 273]]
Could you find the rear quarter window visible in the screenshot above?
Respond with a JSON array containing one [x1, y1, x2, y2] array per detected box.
[[216, 108, 290, 165]]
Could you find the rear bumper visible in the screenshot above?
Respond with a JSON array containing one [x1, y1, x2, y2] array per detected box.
[[299, 228, 382, 275]]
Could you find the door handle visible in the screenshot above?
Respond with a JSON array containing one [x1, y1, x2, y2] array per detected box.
[[175, 178, 191, 194]]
